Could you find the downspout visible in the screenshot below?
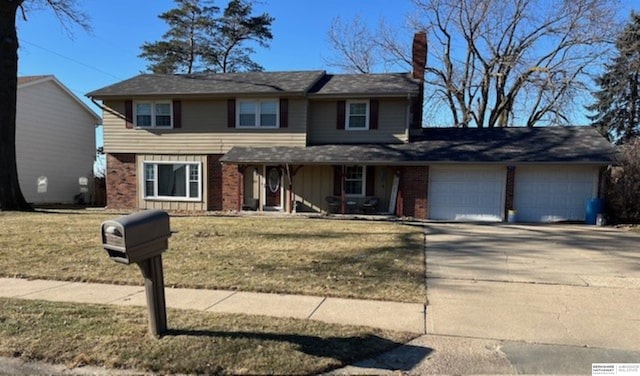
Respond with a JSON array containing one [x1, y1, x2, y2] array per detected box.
[[405, 93, 412, 143], [90, 97, 121, 123]]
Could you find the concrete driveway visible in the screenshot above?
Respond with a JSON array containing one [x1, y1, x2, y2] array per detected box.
[[424, 223, 640, 373]]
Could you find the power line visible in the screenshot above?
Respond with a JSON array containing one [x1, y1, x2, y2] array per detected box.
[[20, 39, 123, 80]]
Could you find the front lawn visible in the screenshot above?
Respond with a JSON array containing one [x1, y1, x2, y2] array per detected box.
[[0, 210, 425, 303], [0, 298, 416, 375]]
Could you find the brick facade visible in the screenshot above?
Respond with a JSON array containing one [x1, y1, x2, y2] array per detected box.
[[398, 166, 429, 219], [221, 163, 241, 211], [207, 155, 223, 211], [106, 153, 136, 209]]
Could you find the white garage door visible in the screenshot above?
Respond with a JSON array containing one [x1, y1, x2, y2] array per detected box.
[[514, 166, 598, 223], [429, 166, 506, 221]]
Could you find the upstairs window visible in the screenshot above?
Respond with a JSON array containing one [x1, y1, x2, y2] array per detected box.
[[135, 101, 173, 128], [346, 100, 369, 130], [237, 99, 278, 128]]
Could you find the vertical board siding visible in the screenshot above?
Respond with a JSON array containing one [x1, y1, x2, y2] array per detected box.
[[292, 166, 335, 213], [137, 154, 208, 211], [16, 80, 97, 204], [102, 98, 307, 154]]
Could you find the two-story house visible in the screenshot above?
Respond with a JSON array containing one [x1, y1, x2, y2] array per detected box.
[[89, 33, 617, 222], [17, 75, 100, 204]]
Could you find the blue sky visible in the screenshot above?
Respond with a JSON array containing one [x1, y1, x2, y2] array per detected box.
[[16, 0, 639, 136], [17, 0, 413, 113]]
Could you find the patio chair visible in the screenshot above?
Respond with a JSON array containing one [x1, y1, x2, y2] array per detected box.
[[361, 197, 379, 214], [242, 198, 259, 211], [326, 196, 341, 213]]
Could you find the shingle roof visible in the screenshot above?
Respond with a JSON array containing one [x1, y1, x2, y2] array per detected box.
[[220, 126, 617, 165], [88, 71, 422, 98], [18, 75, 54, 86], [88, 71, 327, 98], [307, 73, 421, 96]]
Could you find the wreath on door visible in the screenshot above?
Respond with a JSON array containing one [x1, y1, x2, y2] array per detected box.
[[268, 168, 280, 193]]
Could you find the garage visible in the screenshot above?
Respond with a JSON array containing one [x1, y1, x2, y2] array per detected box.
[[428, 166, 506, 221], [514, 166, 599, 223]]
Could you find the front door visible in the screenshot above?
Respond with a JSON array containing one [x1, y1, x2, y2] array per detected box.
[[265, 166, 282, 208]]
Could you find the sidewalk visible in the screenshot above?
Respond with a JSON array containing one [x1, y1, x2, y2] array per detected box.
[[0, 278, 426, 334]]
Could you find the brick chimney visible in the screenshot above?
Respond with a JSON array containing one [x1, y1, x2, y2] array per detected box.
[[412, 31, 427, 81], [410, 31, 427, 132]]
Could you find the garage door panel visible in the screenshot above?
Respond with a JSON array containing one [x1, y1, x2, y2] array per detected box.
[[429, 166, 505, 221], [514, 166, 597, 223]]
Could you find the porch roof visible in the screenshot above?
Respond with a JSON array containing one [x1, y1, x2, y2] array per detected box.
[[219, 126, 617, 165]]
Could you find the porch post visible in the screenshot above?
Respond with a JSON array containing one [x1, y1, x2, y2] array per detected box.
[[395, 168, 404, 217], [286, 165, 303, 213], [237, 165, 246, 212], [340, 165, 346, 214]]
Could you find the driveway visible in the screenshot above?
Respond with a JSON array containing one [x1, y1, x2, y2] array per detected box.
[[424, 223, 640, 373]]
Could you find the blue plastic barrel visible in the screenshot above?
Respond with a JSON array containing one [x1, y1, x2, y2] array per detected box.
[[585, 198, 604, 225]]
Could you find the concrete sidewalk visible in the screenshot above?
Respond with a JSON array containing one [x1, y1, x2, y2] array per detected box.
[[0, 278, 426, 334]]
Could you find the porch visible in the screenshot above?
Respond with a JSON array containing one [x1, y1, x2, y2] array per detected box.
[[219, 144, 429, 219], [235, 164, 400, 216]]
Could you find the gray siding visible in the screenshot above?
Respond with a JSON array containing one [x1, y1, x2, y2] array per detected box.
[[307, 99, 408, 145], [16, 80, 98, 203]]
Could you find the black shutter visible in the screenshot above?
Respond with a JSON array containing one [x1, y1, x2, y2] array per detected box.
[[172, 100, 182, 128], [366, 166, 375, 196], [369, 99, 379, 130], [279, 98, 288, 128], [333, 166, 342, 196], [336, 100, 345, 130], [227, 99, 236, 128], [124, 100, 133, 129]]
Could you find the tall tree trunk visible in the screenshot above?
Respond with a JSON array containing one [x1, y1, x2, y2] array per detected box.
[[0, 1, 32, 211]]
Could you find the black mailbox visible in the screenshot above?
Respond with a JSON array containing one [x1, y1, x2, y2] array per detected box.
[[101, 209, 171, 264], [100, 209, 172, 337]]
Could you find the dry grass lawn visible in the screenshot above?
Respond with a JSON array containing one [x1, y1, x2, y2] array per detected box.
[[0, 210, 425, 303], [0, 298, 416, 374]]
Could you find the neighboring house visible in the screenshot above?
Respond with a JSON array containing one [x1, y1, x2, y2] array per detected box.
[[88, 33, 617, 223], [17, 75, 100, 204]]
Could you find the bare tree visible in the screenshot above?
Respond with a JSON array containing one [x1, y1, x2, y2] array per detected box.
[[326, 15, 380, 74], [0, 0, 89, 211], [413, 0, 617, 128], [328, 0, 618, 128]]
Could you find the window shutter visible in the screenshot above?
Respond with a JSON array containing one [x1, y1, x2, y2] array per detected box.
[[172, 100, 182, 128], [279, 98, 288, 128], [366, 166, 375, 196], [336, 100, 346, 130], [125, 100, 133, 129], [333, 165, 342, 196], [227, 99, 236, 128], [369, 99, 379, 130]]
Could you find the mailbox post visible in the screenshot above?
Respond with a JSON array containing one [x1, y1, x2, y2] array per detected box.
[[101, 210, 171, 337]]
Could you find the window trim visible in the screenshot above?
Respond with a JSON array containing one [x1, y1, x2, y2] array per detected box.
[[344, 165, 366, 197], [134, 101, 173, 129], [143, 161, 202, 201], [236, 98, 279, 128], [345, 99, 370, 131]]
